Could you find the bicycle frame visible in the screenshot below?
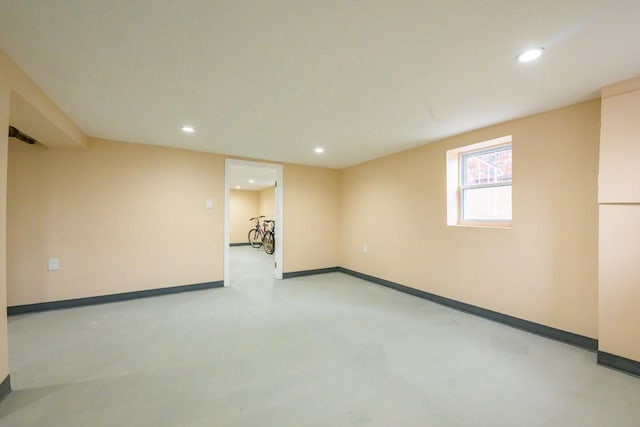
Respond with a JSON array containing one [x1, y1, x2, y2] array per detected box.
[[248, 216, 267, 248], [254, 222, 264, 239]]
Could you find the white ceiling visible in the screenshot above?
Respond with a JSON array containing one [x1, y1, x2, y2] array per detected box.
[[1, 1, 640, 168], [229, 164, 276, 191]]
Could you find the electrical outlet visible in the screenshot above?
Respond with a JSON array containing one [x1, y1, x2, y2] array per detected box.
[[363, 244, 368, 254], [48, 258, 60, 271]]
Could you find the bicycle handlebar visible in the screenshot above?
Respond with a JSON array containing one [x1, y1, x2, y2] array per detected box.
[[249, 216, 266, 221]]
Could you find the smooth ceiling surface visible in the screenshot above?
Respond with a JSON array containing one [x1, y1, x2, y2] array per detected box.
[[229, 165, 276, 191], [1, 1, 639, 168]]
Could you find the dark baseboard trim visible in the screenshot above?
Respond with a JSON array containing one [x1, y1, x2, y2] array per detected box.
[[230, 243, 251, 247], [338, 267, 598, 351], [283, 267, 340, 279], [7, 281, 224, 316], [598, 351, 640, 377], [0, 375, 10, 405]]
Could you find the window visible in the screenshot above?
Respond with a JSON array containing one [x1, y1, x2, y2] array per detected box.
[[460, 144, 512, 221], [446, 136, 512, 227]]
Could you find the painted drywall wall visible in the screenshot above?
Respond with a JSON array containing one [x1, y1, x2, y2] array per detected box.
[[598, 77, 640, 362], [283, 164, 340, 272], [599, 205, 640, 361], [1, 47, 87, 386], [8, 140, 343, 304], [230, 190, 259, 244], [340, 100, 600, 338], [0, 80, 10, 382], [599, 80, 640, 203], [259, 187, 275, 219], [7, 138, 225, 306]]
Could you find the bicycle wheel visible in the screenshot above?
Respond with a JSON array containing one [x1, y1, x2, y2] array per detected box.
[[248, 229, 262, 248], [263, 231, 275, 254]]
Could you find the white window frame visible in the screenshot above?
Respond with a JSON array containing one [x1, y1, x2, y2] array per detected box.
[[460, 144, 512, 222], [446, 135, 512, 228]]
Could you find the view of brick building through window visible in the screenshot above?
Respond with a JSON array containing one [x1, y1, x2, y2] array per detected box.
[[461, 146, 512, 221]]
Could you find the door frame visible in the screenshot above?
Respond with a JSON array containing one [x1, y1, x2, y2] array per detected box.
[[224, 159, 283, 286]]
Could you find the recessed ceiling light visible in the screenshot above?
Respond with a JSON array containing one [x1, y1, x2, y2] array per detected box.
[[249, 179, 255, 183], [517, 48, 543, 63], [235, 185, 241, 189], [181, 125, 195, 133], [314, 147, 324, 154]]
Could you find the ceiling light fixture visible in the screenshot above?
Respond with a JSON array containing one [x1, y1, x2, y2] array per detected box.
[[181, 125, 195, 133], [235, 185, 241, 189], [517, 48, 543, 63], [249, 179, 255, 183], [314, 147, 324, 154]]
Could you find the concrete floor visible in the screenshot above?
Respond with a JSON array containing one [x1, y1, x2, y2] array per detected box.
[[1, 246, 640, 426]]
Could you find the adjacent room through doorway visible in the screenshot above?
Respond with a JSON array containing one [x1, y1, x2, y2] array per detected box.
[[224, 159, 283, 287]]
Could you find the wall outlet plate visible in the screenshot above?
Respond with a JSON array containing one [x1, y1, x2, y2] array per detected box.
[[48, 258, 60, 271]]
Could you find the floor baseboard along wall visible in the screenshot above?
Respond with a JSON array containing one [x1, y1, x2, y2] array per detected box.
[[6, 266, 638, 379], [335, 267, 598, 351], [7, 281, 223, 315], [598, 352, 640, 377], [281, 267, 640, 376], [0, 375, 10, 405]]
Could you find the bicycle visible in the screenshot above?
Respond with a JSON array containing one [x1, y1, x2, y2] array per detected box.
[[262, 220, 275, 255], [248, 216, 266, 248]]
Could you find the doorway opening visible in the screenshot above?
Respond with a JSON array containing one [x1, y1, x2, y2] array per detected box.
[[224, 159, 283, 286]]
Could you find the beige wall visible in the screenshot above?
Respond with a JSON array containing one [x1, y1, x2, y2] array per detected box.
[[599, 81, 640, 203], [7, 138, 225, 306], [283, 164, 340, 272], [0, 46, 89, 384], [259, 187, 275, 219], [230, 190, 259, 244], [599, 205, 640, 360], [0, 79, 10, 382], [340, 100, 601, 338], [7, 140, 343, 304], [598, 77, 640, 362]]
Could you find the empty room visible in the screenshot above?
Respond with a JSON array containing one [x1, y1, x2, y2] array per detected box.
[[1, 1, 640, 426]]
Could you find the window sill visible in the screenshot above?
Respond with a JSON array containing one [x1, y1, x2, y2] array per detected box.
[[448, 223, 512, 229]]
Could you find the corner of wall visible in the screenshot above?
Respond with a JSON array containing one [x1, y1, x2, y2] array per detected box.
[[0, 76, 10, 382]]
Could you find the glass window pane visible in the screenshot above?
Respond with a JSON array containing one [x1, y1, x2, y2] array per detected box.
[[463, 147, 512, 186], [463, 186, 512, 220]]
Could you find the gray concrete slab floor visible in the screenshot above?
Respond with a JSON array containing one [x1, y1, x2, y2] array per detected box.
[[1, 246, 639, 426]]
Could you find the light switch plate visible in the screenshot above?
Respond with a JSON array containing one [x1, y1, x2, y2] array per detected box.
[[205, 199, 213, 209], [48, 258, 60, 271]]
